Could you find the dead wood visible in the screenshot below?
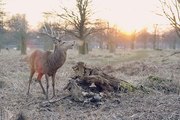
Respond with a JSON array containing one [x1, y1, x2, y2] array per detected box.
[[39, 96, 70, 107], [64, 62, 137, 104], [63, 79, 84, 102], [170, 51, 180, 56], [70, 62, 136, 93], [72, 62, 121, 92]]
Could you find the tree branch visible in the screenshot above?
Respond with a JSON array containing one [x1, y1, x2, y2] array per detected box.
[[159, 0, 180, 38]]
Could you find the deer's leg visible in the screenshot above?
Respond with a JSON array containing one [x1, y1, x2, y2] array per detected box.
[[37, 73, 45, 95], [51, 73, 56, 98], [27, 70, 35, 95], [38, 81, 46, 95], [45, 74, 49, 100]]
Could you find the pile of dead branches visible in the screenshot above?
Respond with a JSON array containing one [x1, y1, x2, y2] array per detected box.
[[64, 62, 136, 103]]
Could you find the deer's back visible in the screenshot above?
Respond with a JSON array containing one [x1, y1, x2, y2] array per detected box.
[[29, 49, 67, 76], [29, 50, 51, 74]]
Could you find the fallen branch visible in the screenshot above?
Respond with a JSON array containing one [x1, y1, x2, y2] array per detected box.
[[170, 51, 180, 56]]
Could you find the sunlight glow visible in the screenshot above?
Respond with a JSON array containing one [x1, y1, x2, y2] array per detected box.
[[93, 0, 169, 33], [5, 0, 170, 32]]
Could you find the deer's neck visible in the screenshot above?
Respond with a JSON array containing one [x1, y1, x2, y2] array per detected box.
[[47, 48, 67, 70]]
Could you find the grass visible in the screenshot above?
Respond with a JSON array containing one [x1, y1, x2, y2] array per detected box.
[[0, 49, 180, 120], [73, 49, 149, 66], [0, 81, 5, 88]]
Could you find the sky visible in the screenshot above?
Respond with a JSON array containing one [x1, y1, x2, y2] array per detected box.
[[4, 0, 170, 33]]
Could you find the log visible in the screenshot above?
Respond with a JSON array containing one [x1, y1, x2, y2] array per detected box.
[[71, 62, 136, 92]]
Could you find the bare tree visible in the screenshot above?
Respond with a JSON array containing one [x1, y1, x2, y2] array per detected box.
[[43, 0, 105, 54], [139, 28, 149, 49], [130, 31, 136, 50], [162, 29, 178, 49], [8, 14, 28, 54], [107, 26, 119, 53], [153, 24, 159, 49], [0, 0, 5, 31], [56, 0, 97, 54], [0, 0, 5, 52], [93, 19, 108, 49], [159, 0, 180, 38]]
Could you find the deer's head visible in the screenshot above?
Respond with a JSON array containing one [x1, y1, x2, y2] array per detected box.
[[54, 40, 75, 52]]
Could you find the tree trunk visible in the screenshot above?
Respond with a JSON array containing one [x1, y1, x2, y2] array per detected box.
[[99, 40, 103, 49], [109, 41, 116, 53], [0, 34, 2, 52], [143, 39, 147, 49], [21, 39, 26, 55], [131, 40, 135, 49], [153, 24, 158, 50], [0, 42, 2, 52], [20, 34, 26, 55], [78, 40, 88, 54], [173, 38, 177, 49], [153, 38, 156, 49], [131, 31, 136, 50]]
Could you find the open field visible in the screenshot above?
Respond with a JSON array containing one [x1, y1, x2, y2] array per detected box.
[[0, 49, 180, 120]]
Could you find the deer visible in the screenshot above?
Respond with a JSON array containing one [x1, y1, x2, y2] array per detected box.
[[27, 23, 75, 99]]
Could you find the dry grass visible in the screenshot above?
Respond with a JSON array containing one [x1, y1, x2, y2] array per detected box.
[[0, 49, 180, 120]]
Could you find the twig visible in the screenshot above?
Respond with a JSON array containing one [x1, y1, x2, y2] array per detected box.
[[41, 95, 70, 105]]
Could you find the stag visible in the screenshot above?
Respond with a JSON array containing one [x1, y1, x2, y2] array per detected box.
[[27, 23, 74, 99]]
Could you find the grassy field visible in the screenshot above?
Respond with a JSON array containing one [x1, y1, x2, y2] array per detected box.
[[0, 49, 180, 120]]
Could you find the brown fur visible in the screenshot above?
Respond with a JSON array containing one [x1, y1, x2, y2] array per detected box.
[[27, 41, 74, 99]]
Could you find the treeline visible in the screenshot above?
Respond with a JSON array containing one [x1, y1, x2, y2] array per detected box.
[[1, 16, 180, 54], [0, 12, 180, 52], [90, 25, 180, 52], [0, 0, 180, 55]]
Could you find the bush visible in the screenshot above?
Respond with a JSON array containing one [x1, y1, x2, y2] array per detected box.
[[142, 76, 180, 94]]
